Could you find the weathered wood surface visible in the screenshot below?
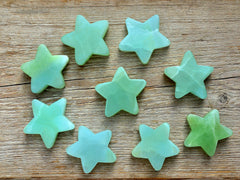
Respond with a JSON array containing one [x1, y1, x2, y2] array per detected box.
[[0, 0, 239, 178]]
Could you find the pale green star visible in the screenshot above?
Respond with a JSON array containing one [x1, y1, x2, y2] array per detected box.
[[61, 15, 109, 65], [184, 109, 232, 156], [21, 44, 69, 94], [164, 51, 214, 99], [24, 98, 75, 149], [66, 126, 116, 173], [132, 123, 179, 171], [95, 67, 146, 117], [119, 15, 170, 64]]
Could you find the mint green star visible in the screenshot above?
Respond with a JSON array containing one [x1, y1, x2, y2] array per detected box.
[[119, 15, 170, 64], [95, 67, 146, 117], [132, 123, 179, 171], [164, 51, 214, 99], [66, 126, 116, 173], [61, 15, 109, 65], [21, 44, 69, 94], [24, 98, 75, 149], [184, 109, 232, 156]]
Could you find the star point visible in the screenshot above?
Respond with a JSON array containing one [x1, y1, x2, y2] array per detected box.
[[24, 98, 75, 149], [61, 15, 109, 65], [95, 67, 146, 117], [184, 109, 232, 156], [164, 51, 214, 99], [66, 126, 116, 173]]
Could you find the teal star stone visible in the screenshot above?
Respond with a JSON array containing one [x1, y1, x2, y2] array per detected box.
[[132, 123, 179, 171], [21, 44, 69, 94], [61, 15, 109, 65], [66, 126, 116, 174], [164, 51, 214, 99], [24, 98, 75, 149], [119, 15, 170, 64], [95, 67, 146, 117], [184, 109, 233, 157]]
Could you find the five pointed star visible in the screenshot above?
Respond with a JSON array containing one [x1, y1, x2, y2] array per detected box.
[[184, 109, 232, 156], [95, 67, 146, 117], [132, 123, 179, 171], [164, 51, 214, 99], [119, 15, 170, 64], [61, 15, 109, 65], [66, 126, 116, 173], [24, 98, 75, 149], [21, 44, 69, 93]]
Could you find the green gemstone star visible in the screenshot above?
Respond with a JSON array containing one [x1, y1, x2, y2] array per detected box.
[[119, 15, 170, 64], [95, 67, 146, 117], [24, 98, 75, 149], [66, 126, 116, 173], [61, 15, 109, 65], [164, 51, 214, 99], [21, 44, 69, 94], [132, 123, 179, 171], [184, 109, 232, 157]]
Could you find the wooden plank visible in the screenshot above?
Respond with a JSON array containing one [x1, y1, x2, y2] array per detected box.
[[0, 0, 239, 178]]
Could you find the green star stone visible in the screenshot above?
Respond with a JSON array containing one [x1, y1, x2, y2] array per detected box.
[[95, 67, 146, 117], [119, 15, 170, 64], [66, 126, 116, 174], [21, 44, 69, 94], [24, 98, 75, 149], [164, 51, 214, 99], [61, 15, 109, 65], [132, 123, 179, 171], [184, 109, 233, 157]]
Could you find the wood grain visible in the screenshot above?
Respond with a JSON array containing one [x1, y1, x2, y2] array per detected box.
[[0, 0, 239, 178]]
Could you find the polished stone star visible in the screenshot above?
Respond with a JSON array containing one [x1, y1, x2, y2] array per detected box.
[[164, 51, 214, 99], [119, 15, 170, 64], [61, 15, 109, 65], [24, 98, 75, 149], [66, 126, 116, 173], [132, 123, 179, 171], [184, 109, 232, 157], [95, 67, 146, 117], [21, 44, 69, 93]]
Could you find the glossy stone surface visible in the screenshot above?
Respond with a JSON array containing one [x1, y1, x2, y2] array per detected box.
[[62, 15, 109, 65], [119, 15, 170, 64], [66, 126, 116, 173], [164, 51, 214, 99], [132, 123, 179, 171], [24, 98, 75, 149], [95, 67, 146, 117], [184, 109, 232, 157], [21, 44, 69, 93]]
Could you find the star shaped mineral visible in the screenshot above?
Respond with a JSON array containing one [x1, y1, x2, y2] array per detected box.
[[21, 44, 69, 93], [24, 98, 75, 149], [184, 109, 232, 156], [66, 126, 116, 173], [119, 15, 170, 64], [132, 123, 179, 171], [95, 67, 146, 117], [61, 15, 109, 65], [164, 51, 214, 99]]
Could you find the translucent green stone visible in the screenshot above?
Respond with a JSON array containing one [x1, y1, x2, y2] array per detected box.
[[24, 98, 75, 149], [21, 44, 69, 94], [184, 109, 233, 156], [164, 51, 214, 99], [62, 15, 109, 65], [119, 15, 170, 64], [132, 123, 179, 171], [66, 126, 116, 173], [95, 67, 146, 117]]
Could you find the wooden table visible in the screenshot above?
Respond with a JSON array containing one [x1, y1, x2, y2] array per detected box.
[[0, 0, 239, 179]]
